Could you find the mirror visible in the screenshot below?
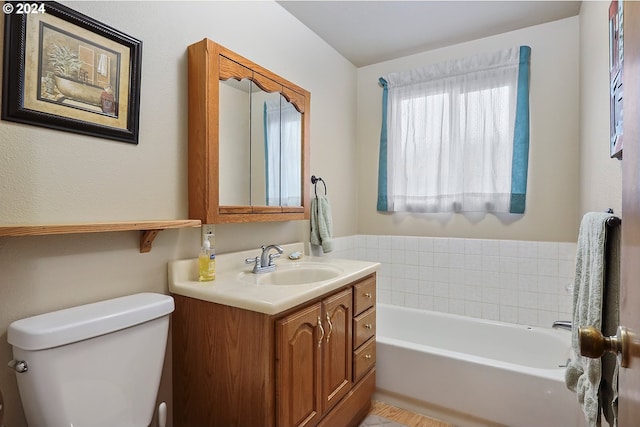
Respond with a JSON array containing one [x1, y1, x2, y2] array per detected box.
[[187, 39, 310, 224], [219, 79, 303, 207], [219, 77, 251, 206], [252, 88, 303, 207]]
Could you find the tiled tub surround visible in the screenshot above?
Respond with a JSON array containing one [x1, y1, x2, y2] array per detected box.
[[326, 235, 576, 328]]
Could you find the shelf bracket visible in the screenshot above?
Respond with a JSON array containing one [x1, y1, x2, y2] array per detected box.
[[140, 229, 162, 253]]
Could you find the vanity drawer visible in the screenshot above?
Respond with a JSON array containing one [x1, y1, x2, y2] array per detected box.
[[353, 338, 376, 382], [353, 276, 376, 315], [353, 308, 376, 349]]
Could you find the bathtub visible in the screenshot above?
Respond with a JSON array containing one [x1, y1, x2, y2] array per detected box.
[[375, 303, 583, 427]]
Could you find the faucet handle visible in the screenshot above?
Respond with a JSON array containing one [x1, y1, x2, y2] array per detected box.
[[245, 256, 260, 266], [268, 252, 281, 266]]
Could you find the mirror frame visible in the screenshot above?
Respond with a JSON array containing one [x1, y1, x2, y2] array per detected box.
[[187, 39, 310, 224]]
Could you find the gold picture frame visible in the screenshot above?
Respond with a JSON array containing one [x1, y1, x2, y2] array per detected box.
[[2, 1, 142, 144]]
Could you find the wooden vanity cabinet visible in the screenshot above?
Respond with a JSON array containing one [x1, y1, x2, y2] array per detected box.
[[172, 274, 377, 427], [276, 288, 352, 427], [352, 276, 376, 383]]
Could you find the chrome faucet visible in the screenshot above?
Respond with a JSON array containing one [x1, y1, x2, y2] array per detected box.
[[552, 320, 572, 331], [245, 244, 284, 274]]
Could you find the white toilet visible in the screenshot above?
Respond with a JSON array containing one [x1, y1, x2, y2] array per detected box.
[[7, 292, 174, 427]]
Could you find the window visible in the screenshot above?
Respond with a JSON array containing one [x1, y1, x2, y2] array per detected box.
[[377, 46, 531, 214], [264, 98, 302, 206]]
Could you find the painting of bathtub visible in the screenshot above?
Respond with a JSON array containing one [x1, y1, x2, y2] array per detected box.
[[2, 2, 141, 143], [52, 75, 104, 108]]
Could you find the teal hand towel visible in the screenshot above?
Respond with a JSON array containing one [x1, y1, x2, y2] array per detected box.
[[310, 196, 333, 253]]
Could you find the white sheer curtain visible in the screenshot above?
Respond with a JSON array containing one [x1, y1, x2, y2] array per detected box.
[[264, 99, 302, 206], [378, 46, 530, 213]]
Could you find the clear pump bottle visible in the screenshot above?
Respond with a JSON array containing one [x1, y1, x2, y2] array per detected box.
[[198, 235, 216, 281]]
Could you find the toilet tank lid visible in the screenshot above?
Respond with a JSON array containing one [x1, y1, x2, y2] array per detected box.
[[8, 293, 174, 351]]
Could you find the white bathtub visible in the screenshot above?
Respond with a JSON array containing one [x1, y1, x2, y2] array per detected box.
[[375, 303, 583, 427]]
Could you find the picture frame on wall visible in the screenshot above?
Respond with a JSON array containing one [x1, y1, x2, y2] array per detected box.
[[609, 0, 623, 159], [2, 1, 142, 144]]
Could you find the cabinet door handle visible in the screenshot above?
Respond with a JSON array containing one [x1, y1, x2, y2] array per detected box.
[[317, 316, 325, 348], [364, 354, 372, 360], [364, 323, 372, 329], [364, 292, 372, 299], [325, 313, 333, 343]]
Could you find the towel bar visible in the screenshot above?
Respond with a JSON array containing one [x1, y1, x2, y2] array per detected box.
[[311, 175, 327, 197], [605, 216, 621, 227]]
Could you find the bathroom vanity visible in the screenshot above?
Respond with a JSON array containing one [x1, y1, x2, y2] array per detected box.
[[169, 245, 379, 427], [180, 38, 376, 425]]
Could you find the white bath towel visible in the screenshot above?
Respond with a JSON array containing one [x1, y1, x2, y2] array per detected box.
[[310, 196, 333, 253], [565, 212, 614, 427]]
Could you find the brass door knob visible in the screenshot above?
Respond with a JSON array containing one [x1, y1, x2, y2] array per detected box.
[[579, 325, 631, 368]]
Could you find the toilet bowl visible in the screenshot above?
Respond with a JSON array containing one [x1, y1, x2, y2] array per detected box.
[[7, 292, 174, 427]]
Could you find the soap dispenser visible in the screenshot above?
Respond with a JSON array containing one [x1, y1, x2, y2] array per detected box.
[[198, 234, 216, 282]]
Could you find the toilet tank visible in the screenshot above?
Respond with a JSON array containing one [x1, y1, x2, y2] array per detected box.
[[8, 293, 174, 427]]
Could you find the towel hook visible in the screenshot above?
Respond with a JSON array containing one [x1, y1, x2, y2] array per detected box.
[[311, 175, 327, 197]]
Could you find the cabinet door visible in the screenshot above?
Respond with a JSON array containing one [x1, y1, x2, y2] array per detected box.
[[321, 288, 353, 412], [276, 303, 323, 427]]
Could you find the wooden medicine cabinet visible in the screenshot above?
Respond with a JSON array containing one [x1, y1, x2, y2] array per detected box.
[[187, 39, 311, 224]]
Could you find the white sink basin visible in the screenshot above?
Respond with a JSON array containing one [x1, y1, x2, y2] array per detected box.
[[240, 263, 343, 286], [168, 242, 380, 315]]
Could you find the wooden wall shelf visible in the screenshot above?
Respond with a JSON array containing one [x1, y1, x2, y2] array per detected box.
[[0, 220, 201, 253]]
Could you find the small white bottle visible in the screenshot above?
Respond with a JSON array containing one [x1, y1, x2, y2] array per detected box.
[[198, 236, 216, 282]]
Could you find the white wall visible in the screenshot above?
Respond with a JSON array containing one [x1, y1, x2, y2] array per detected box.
[[356, 17, 582, 242], [579, 1, 623, 215], [0, 2, 357, 426]]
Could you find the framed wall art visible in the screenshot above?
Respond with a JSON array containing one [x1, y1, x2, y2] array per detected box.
[[2, 1, 142, 144], [609, 0, 623, 159]]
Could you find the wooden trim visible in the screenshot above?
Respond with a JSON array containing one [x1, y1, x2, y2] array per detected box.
[[219, 206, 254, 214], [282, 206, 305, 213], [187, 39, 217, 223], [0, 220, 200, 236], [217, 211, 307, 224], [317, 369, 375, 427], [282, 86, 307, 114], [251, 206, 285, 214], [252, 71, 284, 94], [0, 219, 201, 253], [216, 42, 310, 96], [219, 55, 252, 81]]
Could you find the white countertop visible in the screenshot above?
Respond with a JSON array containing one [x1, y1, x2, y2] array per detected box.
[[168, 243, 380, 315]]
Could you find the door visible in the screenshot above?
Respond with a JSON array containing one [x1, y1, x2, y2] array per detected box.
[[581, 3, 640, 422], [619, 1, 640, 423], [276, 303, 323, 427], [321, 289, 353, 412]]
